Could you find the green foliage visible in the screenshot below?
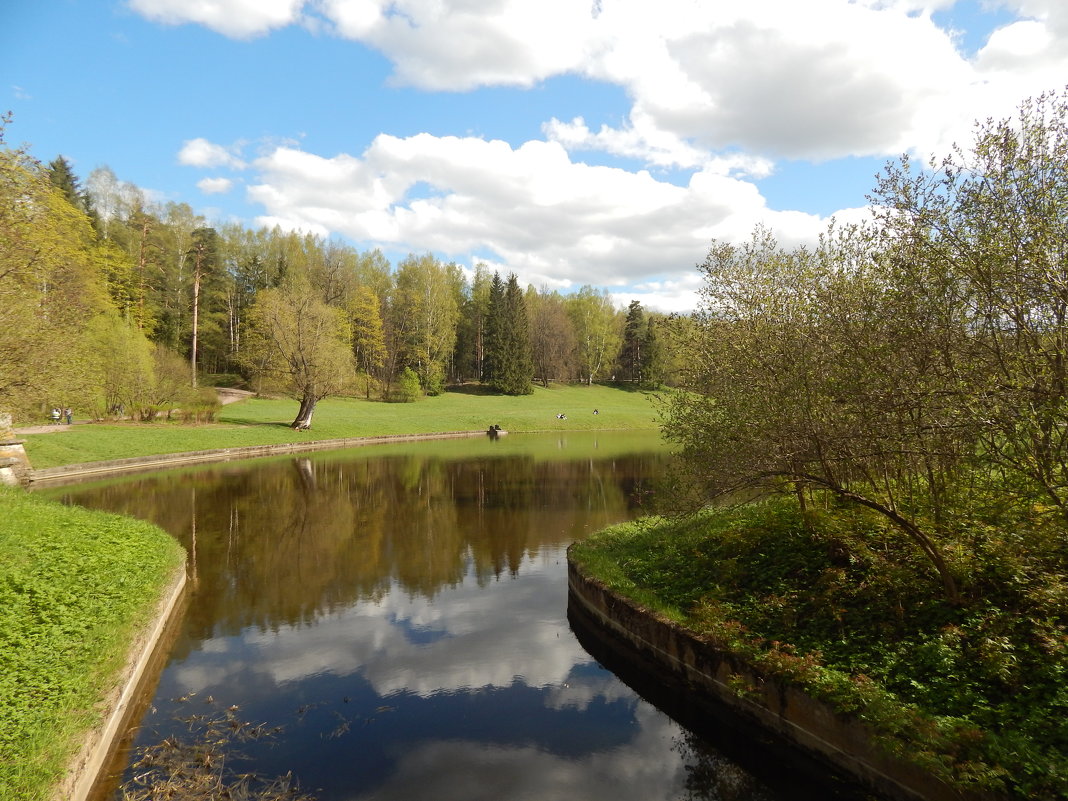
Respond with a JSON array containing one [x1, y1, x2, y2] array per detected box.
[[484, 272, 534, 395], [665, 91, 1068, 605], [0, 487, 184, 801], [573, 499, 1068, 799], [391, 366, 422, 402]]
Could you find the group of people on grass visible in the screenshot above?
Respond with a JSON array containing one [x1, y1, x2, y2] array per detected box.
[[50, 407, 73, 425]]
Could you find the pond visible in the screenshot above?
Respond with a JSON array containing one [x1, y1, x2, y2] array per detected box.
[[41, 431, 867, 801]]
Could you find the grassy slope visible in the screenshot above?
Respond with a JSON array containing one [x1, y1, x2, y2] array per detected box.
[[24, 384, 660, 469], [571, 502, 1067, 800], [0, 487, 185, 801]]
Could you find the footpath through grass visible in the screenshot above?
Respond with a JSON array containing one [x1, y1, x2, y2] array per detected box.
[[0, 487, 185, 801], [24, 384, 659, 469], [572, 500, 1068, 800]]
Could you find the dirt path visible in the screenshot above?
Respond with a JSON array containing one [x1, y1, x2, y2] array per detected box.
[[14, 388, 255, 435]]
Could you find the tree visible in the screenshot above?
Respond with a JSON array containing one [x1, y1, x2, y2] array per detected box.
[[348, 285, 386, 399], [0, 134, 111, 420], [639, 312, 668, 388], [453, 264, 492, 383], [239, 283, 354, 429], [617, 300, 646, 382], [871, 88, 1068, 520], [663, 225, 966, 602], [528, 288, 577, 386], [567, 286, 623, 385], [391, 254, 459, 395], [484, 273, 533, 394], [46, 155, 91, 216], [188, 227, 218, 386]]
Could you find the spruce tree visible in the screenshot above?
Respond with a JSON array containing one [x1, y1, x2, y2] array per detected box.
[[619, 300, 645, 382], [499, 274, 533, 394], [484, 273, 533, 394], [483, 272, 506, 386]]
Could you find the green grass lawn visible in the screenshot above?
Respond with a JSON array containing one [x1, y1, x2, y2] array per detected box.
[[0, 487, 185, 801], [24, 384, 662, 469]]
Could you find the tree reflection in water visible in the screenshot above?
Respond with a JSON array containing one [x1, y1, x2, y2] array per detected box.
[[40, 432, 850, 801]]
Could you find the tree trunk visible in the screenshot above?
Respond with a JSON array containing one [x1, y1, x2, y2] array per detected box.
[[191, 263, 202, 388], [291, 393, 316, 429]]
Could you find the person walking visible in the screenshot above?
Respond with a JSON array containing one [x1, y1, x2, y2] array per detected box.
[[50, 407, 61, 425], [64, 407, 72, 425]]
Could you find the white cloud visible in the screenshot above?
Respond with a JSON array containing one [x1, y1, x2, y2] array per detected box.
[[127, 0, 305, 38], [197, 177, 234, 194], [156, 0, 1068, 306], [320, 0, 601, 89], [142, 2, 1067, 169], [243, 133, 832, 300], [178, 138, 247, 169]]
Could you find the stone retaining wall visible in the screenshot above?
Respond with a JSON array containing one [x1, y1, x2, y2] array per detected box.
[[29, 430, 487, 485], [566, 554, 1004, 801], [53, 561, 188, 801]]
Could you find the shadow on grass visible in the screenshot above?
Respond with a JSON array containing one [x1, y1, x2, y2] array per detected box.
[[599, 381, 654, 393], [446, 383, 502, 397], [218, 418, 300, 430]]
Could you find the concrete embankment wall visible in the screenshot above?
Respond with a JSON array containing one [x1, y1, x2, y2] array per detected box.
[[566, 555, 1004, 801], [30, 430, 486, 485], [53, 561, 188, 801]]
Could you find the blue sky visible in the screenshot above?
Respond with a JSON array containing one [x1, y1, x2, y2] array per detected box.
[[3, 0, 1067, 311]]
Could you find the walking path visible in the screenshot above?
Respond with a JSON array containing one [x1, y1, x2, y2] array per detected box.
[[13, 388, 255, 436]]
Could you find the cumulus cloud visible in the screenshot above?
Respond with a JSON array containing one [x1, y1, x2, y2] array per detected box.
[[128, 0, 305, 38], [241, 132, 828, 310], [320, 0, 601, 89], [140, 1, 1068, 168], [197, 176, 234, 194], [156, 1, 1067, 309], [178, 137, 247, 169]]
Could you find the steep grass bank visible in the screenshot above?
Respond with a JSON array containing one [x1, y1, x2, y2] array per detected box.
[[24, 384, 659, 469], [570, 500, 1068, 800], [0, 488, 185, 800]]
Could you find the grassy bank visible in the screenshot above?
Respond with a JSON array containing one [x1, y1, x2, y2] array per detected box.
[[571, 500, 1068, 800], [24, 384, 659, 469], [0, 488, 185, 801]]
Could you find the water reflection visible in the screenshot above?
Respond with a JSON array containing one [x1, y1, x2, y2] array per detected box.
[[39, 432, 850, 801]]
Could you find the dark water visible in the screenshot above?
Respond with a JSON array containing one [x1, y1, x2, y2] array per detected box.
[[40, 431, 869, 801]]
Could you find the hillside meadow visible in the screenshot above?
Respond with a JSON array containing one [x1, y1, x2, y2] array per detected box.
[[23, 384, 661, 469]]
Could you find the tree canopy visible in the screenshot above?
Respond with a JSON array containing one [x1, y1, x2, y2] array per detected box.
[[664, 89, 1068, 604]]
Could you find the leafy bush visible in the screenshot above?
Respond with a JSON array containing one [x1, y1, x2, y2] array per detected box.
[[390, 367, 422, 403]]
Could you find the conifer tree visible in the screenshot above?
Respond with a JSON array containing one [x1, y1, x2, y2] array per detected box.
[[618, 300, 646, 382], [484, 273, 533, 394]]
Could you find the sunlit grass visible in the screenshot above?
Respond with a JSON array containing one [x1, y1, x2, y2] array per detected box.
[[0, 488, 184, 801], [24, 384, 662, 468]]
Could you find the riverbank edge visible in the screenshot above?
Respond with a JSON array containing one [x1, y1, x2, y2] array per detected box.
[[52, 558, 187, 801], [27, 430, 488, 484], [565, 552, 1004, 801]]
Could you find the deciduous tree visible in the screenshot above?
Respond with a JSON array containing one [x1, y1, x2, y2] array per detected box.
[[239, 282, 354, 429]]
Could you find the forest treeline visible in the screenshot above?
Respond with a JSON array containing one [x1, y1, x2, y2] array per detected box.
[[0, 117, 672, 427]]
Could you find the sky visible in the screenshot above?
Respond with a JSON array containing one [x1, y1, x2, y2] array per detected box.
[[3, 1, 1067, 312]]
